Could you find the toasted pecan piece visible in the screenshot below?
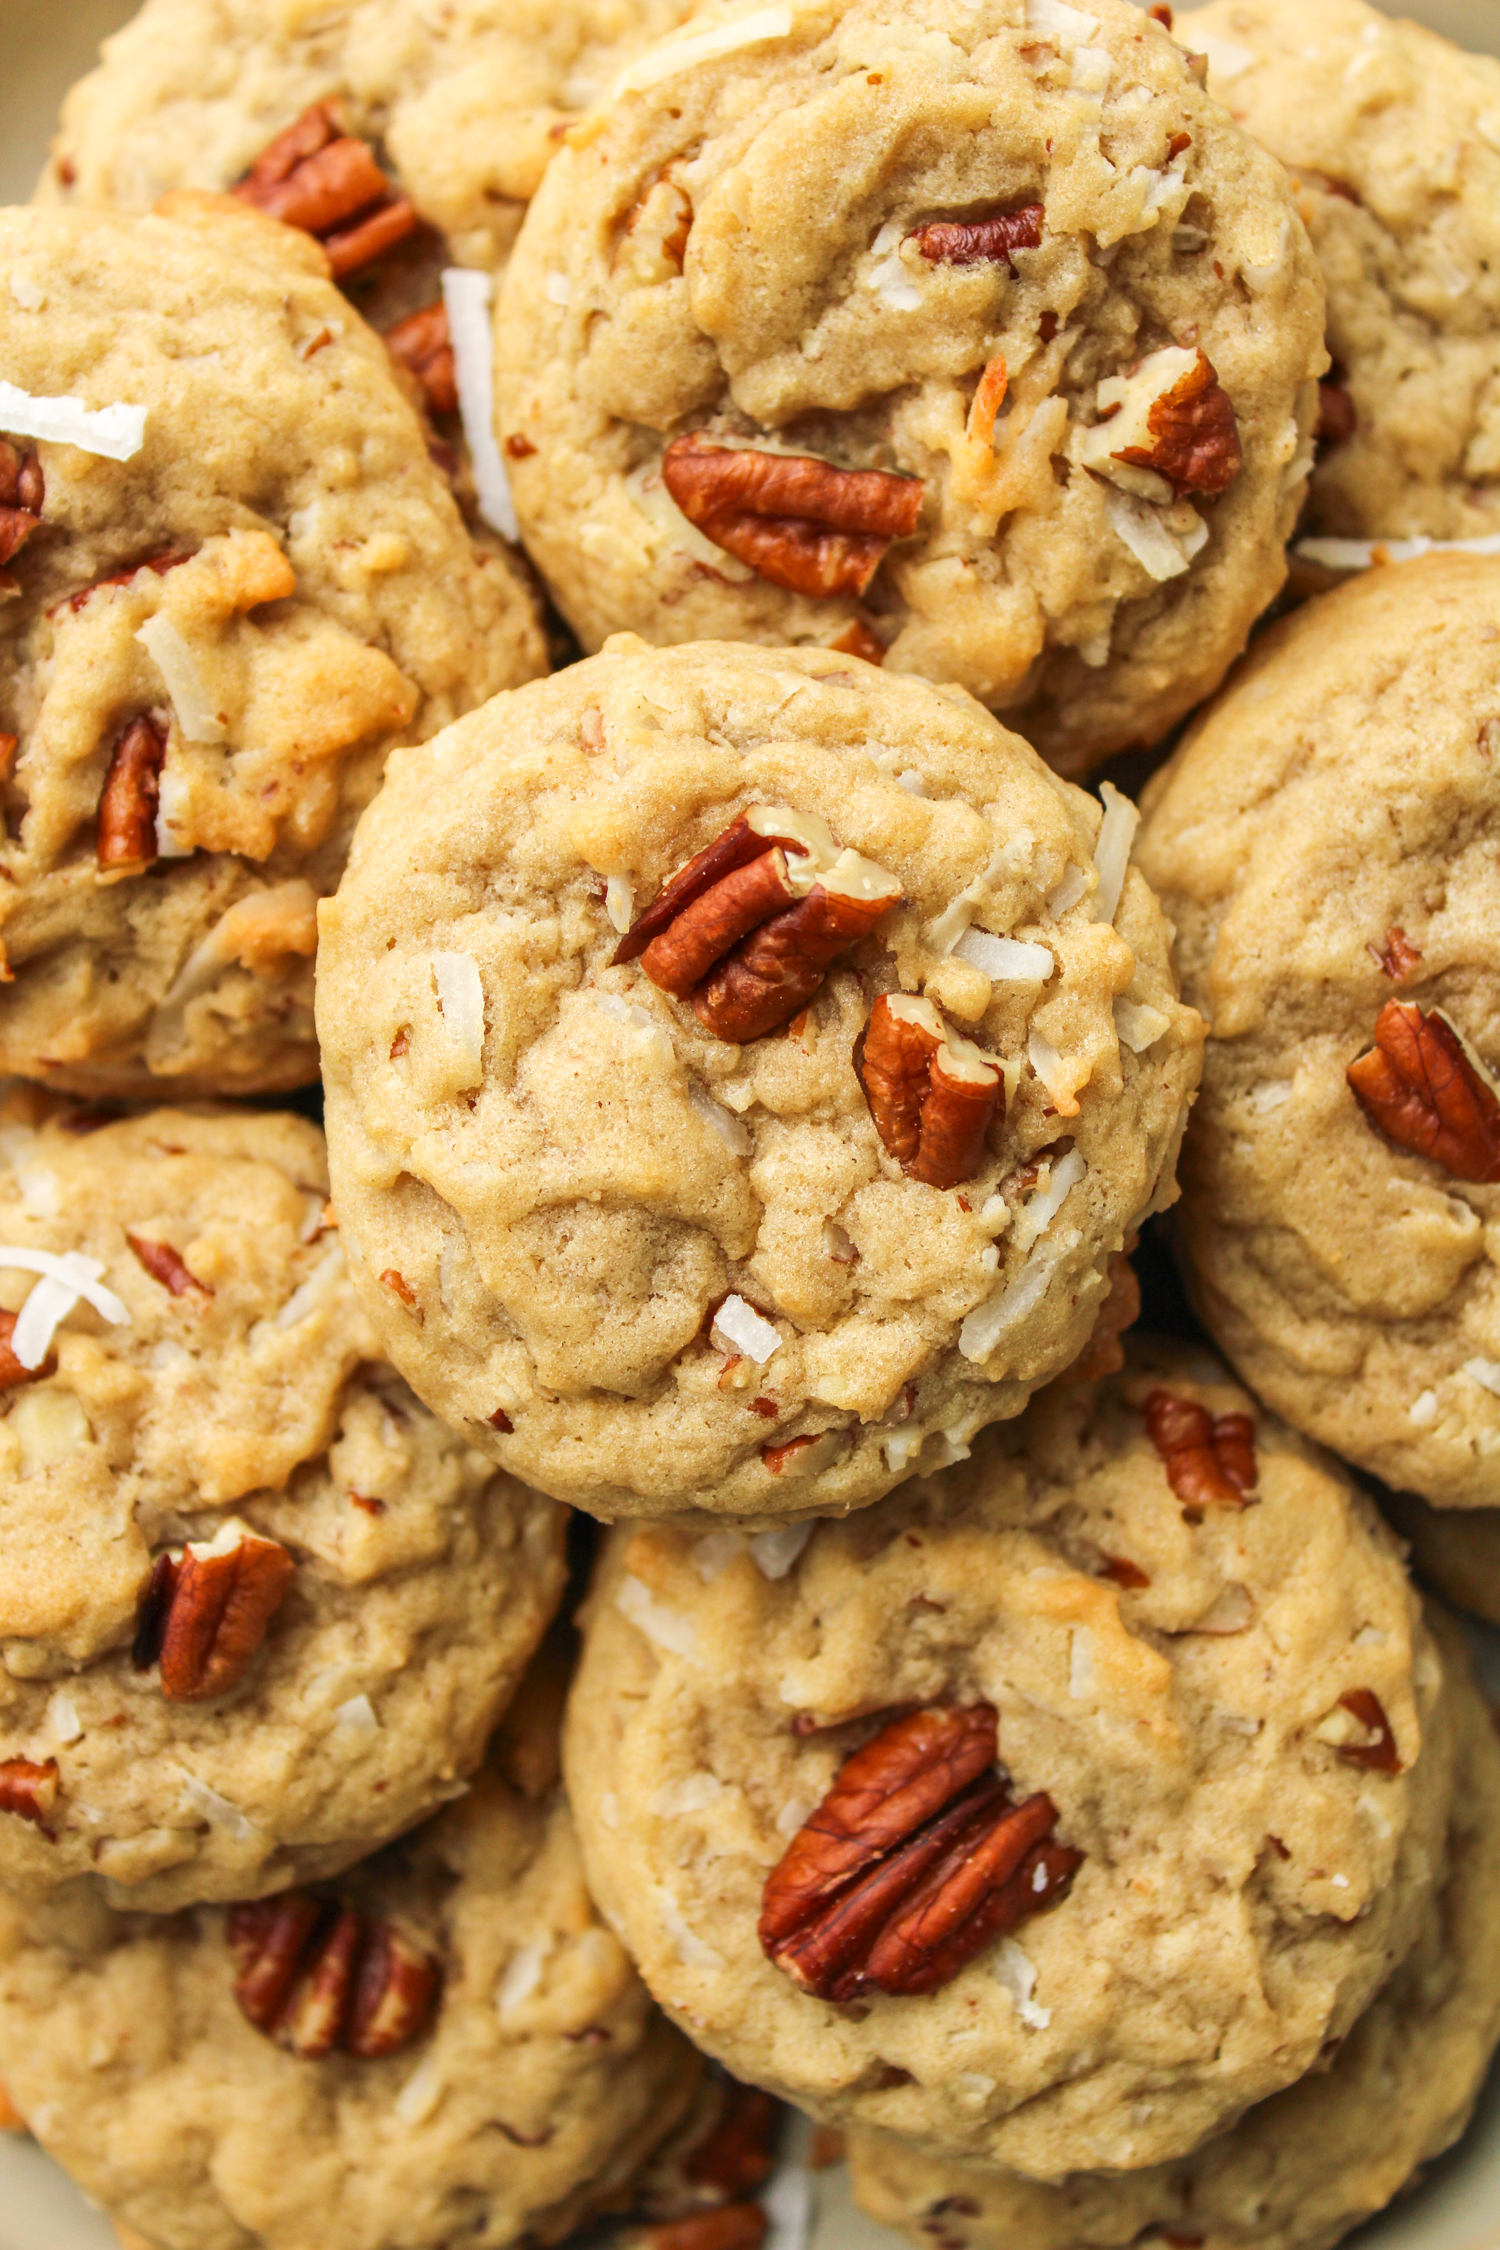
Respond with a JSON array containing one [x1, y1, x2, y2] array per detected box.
[[385, 301, 457, 418], [1348, 1000, 1500, 1184], [133, 1526, 295, 1701], [908, 205, 1044, 271], [233, 100, 418, 281], [229, 1891, 440, 2059], [97, 714, 167, 875], [661, 435, 923, 599], [858, 993, 1003, 1188], [1143, 1391, 1257, 1515], [0, 1756, 60, 1836]]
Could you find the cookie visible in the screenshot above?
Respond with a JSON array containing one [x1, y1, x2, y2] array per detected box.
[[317, 637, 1201, 1522], [562, 1342, 1454, 2178], [0, 1669, 706, 2250], [847, 1619, 1500, 2250], [1135, 553, 1500, 1511], [0, 1097, 567, 1911], [1381, 1491, 1500, 1630], [0, 200, 542, 1099], [495, 0, 1324, 772], [1183, 0, 1500, 550]]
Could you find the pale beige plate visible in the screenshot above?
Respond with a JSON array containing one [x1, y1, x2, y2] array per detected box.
[[0, 1, 1498, 2245]]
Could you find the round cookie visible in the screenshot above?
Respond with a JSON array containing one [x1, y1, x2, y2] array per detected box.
[[847, 1624, 1500, 2250], [317, 637, 1201, 1522], [1135, 553, 1500, 1511], [1184, 0, 1500, 549], [0, 1675, 707, 2250], [1381, 1491, 1500, 1630], [562, 1342, 1455, 2178], [0, 1097, 567, 1912], [0, 200, 542, 1099], [495, 0, 1325, 772]]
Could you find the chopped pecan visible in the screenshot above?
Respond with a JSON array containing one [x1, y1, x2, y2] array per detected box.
[[827, 620, 887, 665], [1317, 378, 1356, 450], [97, 714, 167, 875], [0, 1308, 49, 1389], [380, 1268, 418, 1307], [65, 551, 191, 613], [0, 1755, 59, 1835], [628, 2211, 768, 2250], [134, 1526, 295, 1701], [1147, 2, 1173, 22], [858, 993, 1003, 1188], [0, 440, 44, 586], [1143, 1392, 1257, 1515], [617, 805, 903, 1042], [1059, 1250, 1141, 1385], [126, 1232, 210, 1298], [908, 206, 1044, 272], [661, 434, 923, 600], [1334, 1688, 1401, 1774], [1347, 1001, 1500, 1184], [386, 302, 457, 418], [1370, 927, 1422, 981], [229, 1891, 440, 2059], [233, 101, 419, 281], [1112, 348, 1240, 496], [760, 1705, 1079, 2000], [681, 2083, 781, 2200], [1100, 1554, 1151, 1590]]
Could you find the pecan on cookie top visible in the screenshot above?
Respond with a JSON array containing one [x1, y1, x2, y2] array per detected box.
[[316, 638, 1201, 1521], [846, 1620, 1500, 2250], [0, 202, 542, 1099], [0, 1663, 710, 2250], [562, 1344, 1457, 2179], [1184, 0, 1500, 557], [495, 0, 1325, 773], [1136, 553, 1500, 1512], [0, 1097, 568, 1912]]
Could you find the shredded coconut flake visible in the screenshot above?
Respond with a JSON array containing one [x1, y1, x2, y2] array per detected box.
[[1409, 1389, 1440, 1426], [154, 764, 194, 859], [1027, 1027, 1074, 1112], [960, 1242, 1060, 1362], [689, 1079, 750, 1155], [432, 951, 486, 1083], [605, 874, 634, 934], [0, 379, 145, 461], [1046, 865, 1089, 918], [48, 1689, 82, 1745], [1103, 487, 1203, 581], [651, 1772, 725, 1817], [884, 1425, 926, 1473], [0, 1248, 129, 1370], [614, 6, 793, 93], [1091, 781, 1139, 925], [1464, 1358, 1500, 1398], [957, 929, 1052, 982], [750, 1522, 814, 1580], [1247, 1080, 1293, 1113], [692, 1530, 747, 1582], [497, 1939, 548, 2018], [712, 1293, 781, 1365], [1113, 997, 1169, 1053], [274, 1242, 345, 1329], [1179, 29, 1255, 79], [763, 2162, 814, 2250], [177, 1772, 258, 1840], [544, 271, 572, 306], [392, 2050, 446, 2126], [333, 1693, 378, 1734], [994, 1937, 1050, 2029], [617, 1574, 697, 1657], [1014, 1146, 1090, 1259], [654, 1884, 724, 1970], [1295, 531, 1500, 572], [1025, 0, 1099, 42], [442, 268, 517, 540], [8, 272, 44, 313], [137, 614, 225, 744]]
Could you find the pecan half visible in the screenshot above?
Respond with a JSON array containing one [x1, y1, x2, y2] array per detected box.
[[661, 435, 923, 600], [386, 302, 457, 418], [1347, 1001, 1500, 1184], [760, 1705, 1079, 2000], [0, 1308, 49, 1389], [0, 439, 44, 588], [126, 1232, 210, 1298], [133, 1526, 295, 1701], [1143, 1392, 1257, 1515], [617, 805, 903, 1043], [1112, 348, 1240, 496], [1334, 1688, 1401, 1774], [97, 714, 167, 875], [908, 206, 1044, 272], [229, 1891, 440, 2059], [858, 993, 1003, 1188], [233, 101, 419, 281], [0, 1755, 59, 1835], [682, 2083, 781, 2200], [1371, 927, 1422, 981]]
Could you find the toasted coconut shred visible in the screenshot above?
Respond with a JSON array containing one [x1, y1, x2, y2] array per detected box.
[[443, 267, 518, 540], [0, 379, 146, 460]]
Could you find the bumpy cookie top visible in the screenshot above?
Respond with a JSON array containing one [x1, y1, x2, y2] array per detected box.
[[562, 1344, 1453, 2177], [317, 638, 1200, 1521], [0, 1099, 567, 1910], [0, 202, 541, 1099], [1187, 0, 1500, 547], [1136, 554, 1500, 1509], [496, 0, 1324, 770], [0, 1690, 702, 2250], [847, 1631, 1500, 2250]]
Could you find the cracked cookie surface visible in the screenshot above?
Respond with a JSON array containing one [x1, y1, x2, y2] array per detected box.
[[0, 202, 542, 1099], [0, 1673, 702, 2250], [0, 1097, 567, 1911], [1136, 554, 1500, 1511], [1186, 0, 1500, 546], [496, 0, 1324, 771], [562, 1342, 1454, 2177], [317, 636, 1200, 1521], [847, 1621, 1500, 2250]]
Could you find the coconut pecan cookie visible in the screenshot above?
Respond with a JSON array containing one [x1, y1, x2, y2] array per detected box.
[[847, 1620, 1500, 2250], [562, 1342, 1455, 2178], [0, 200, 541, 1099], [0, 1097, 567, 1911], [0, 1670, 706, 2250], [1136, 553, 1500, 1511], [317, 637, 1200, 1521], [495, 0, 1324, 771], [1184, 0, 1500, 550]]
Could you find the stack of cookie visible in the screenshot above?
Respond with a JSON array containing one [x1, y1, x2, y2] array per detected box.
[[0, 0, 1494, 2243]]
